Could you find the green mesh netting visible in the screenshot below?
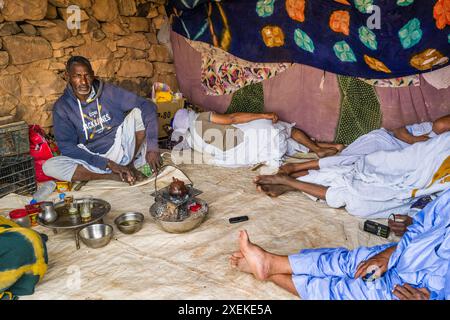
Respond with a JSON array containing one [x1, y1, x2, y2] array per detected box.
[[225, 82, 264, 114], [335, 76, 382, 145]]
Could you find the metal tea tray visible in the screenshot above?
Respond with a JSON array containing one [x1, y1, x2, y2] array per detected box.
[[38, 198, 111, 250]]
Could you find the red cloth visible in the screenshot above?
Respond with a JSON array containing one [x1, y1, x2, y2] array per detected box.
[[29, 125, 59, 182]]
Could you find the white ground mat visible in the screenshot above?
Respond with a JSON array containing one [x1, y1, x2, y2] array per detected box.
[[0, 163, 395, 300]]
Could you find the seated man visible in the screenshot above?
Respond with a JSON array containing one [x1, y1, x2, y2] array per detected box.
[[254, 131, 450, 218], [171, 108, 343, 167], [230, 189, 450, 300], [43, 56, 161, 185]]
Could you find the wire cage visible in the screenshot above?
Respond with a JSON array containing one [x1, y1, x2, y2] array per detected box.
[[0, 155, 37, 198], [0, 121, 30, 157]]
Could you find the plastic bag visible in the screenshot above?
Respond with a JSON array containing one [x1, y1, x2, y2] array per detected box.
[[29, 125, 59, 182]]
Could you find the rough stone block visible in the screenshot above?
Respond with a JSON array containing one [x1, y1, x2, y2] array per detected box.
[[3, 35, 52, 65], [117, 60, 153, 78]]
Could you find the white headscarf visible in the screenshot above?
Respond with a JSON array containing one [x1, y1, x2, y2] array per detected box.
[[171, 109, 198, 149]]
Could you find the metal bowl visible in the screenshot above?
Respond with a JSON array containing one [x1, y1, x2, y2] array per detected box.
[[78, 224, 113, 249], [149, 199, 208, 233], [114, 212, 144, 234]]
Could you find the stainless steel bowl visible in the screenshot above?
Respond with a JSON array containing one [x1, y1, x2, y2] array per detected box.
[[78, 224, 113, 248], [149, 199, 208, 233], [114, 212, 144, 234]]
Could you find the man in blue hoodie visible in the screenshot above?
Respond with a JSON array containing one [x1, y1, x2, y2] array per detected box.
[[43, 56, 161, 185]]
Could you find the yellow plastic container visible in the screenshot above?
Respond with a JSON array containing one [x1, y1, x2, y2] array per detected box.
[[56, 181, 72, 193]]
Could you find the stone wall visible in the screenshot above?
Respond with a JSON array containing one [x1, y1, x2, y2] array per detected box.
[[0, 0, 176, 130]]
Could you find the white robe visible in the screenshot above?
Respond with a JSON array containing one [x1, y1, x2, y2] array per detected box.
[[187, 119, 307, 167], [300, 132, 450, 218], [319, 122, 436, 169]]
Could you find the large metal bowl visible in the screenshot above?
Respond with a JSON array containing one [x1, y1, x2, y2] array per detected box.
[[114, 212, 144, 234], [149, 199, 208, 233], [78, 224, 113, 249]]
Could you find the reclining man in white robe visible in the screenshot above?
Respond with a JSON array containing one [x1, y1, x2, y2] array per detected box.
[[276, 114, 450, 181], [171, 109, 343, 167], [229, 188, 450, 300], [254, 131, 450, 218]]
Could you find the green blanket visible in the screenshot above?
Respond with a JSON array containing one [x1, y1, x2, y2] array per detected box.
[[0, 217, 48, 300], [335, 76, 382, 145], [225, 82, 264, 114]]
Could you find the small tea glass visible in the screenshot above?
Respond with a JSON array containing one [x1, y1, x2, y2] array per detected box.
[[80, 196, 93, 221]]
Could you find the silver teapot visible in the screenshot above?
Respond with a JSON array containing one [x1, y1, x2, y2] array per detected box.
[[39, 201, 58, 223]]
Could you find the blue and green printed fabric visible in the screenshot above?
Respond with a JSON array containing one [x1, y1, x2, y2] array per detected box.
[[168, 0, 450, 79]]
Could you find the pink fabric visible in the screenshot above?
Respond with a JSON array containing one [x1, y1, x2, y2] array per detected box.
[[172, 31, 340, 142], [172, 31, 450, 142], [263, 64, 341, 142], [377, 76, 450, 130], [171, 31, 231, 114]]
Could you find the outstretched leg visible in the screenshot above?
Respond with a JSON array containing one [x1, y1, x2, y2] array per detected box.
[[231, 230, 292, 281], [278, 160, 320, 175], [317, 142, 345, 152], [230, 251, 299, 296], [290, 128, 338, 158], [254, 174, 328, 200], [256, 184, 296, 197], [269, 274, 299, 297]]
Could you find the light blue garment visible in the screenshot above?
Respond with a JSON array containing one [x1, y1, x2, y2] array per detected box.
[[289, 188, 450, 300], [446, 264, 450, 300]]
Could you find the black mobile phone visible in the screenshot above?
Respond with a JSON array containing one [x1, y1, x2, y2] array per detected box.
[[363, 220, 390, 238], [229, 216, 249, 224]]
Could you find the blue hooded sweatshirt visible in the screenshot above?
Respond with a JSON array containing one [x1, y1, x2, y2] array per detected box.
[[52, 79, 159, 170]]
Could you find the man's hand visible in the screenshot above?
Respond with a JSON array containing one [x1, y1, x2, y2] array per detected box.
[[146, 150, 162, 173], [393, 284, 430, 300], [107, 160, 136, 185], [265, 112, 279, 123], [354, 246, 397, 279], [388, 214, 413, 237]]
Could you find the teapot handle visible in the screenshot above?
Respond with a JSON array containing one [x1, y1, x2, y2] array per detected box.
[[153, 165, 194, 197]]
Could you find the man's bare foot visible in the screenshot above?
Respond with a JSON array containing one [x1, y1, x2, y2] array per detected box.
[[238, 230, 273, 281], [315, 147, 338, 158], [253, 174, 291, 186], [334, 143, 345, 152], [290, 171, 308, 178], [278, 163, 300, 176], [318, 142, 345, 153], [229, 251, 252, 274], [256, 184, 294, 197]]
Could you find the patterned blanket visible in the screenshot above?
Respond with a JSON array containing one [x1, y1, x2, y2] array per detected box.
[[188, 39, 291, 95], [168, 0, 450, 78]]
